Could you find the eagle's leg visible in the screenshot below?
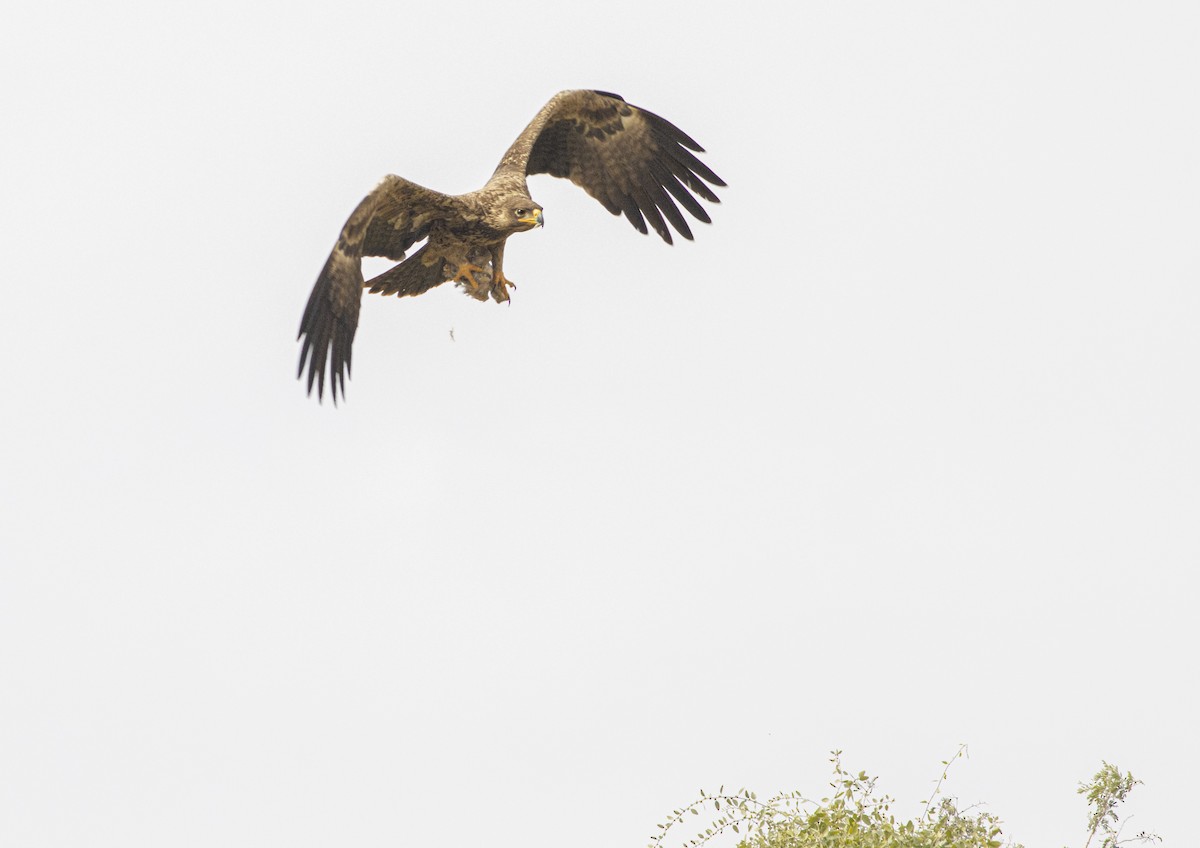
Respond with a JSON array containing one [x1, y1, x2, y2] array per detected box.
[[489, 243, 517, 304], [450, 260, 492, 302]]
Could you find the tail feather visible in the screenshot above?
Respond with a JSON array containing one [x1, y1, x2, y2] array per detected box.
[[366, 245, 449, 298]]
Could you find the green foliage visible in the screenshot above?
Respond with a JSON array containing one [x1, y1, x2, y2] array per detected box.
[[1077, 762, 1159, 848], [650, 748, 1015, 848], [650, 752, 1160, 848]]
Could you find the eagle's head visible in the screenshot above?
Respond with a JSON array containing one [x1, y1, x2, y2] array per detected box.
[[494, 196, 544, 233]]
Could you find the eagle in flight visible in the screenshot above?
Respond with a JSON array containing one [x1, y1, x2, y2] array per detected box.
[[298, 89, 725, 402]]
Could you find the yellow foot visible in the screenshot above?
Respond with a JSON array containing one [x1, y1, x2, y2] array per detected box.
[[451, 262, 491, 301], [491, 274, 517, 304]]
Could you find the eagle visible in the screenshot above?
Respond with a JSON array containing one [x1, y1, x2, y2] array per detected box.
[[297, 89, 725, 403]]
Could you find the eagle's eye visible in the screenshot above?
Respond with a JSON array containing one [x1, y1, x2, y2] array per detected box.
[[514, 208, 528, 217]]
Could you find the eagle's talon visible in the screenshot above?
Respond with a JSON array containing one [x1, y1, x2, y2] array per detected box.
[[491, 274, 518, 304], [452, 262, 491, 301]]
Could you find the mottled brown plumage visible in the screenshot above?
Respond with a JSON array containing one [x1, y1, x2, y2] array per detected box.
[[298, 89, 725, 403]]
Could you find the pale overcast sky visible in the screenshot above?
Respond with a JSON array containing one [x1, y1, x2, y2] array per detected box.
[[2, 2, 1197, 846]]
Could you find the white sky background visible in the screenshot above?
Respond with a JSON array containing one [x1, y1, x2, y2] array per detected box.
[[2, 1, 1197, 845]]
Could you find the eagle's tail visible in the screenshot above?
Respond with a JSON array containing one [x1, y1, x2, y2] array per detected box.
[[364, 244, 449, 298]]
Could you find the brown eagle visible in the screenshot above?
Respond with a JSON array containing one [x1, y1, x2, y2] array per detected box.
[[298, 89, 725, 402]]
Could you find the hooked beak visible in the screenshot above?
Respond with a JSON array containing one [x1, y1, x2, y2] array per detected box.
[[519, 209, 543, 228]]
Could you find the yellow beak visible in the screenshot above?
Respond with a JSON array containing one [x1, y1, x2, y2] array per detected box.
[[519, 209, 543, 227]]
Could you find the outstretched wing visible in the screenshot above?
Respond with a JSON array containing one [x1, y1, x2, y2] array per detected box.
[[492, 90, 725, 245], [297, 176, 462, 403]]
